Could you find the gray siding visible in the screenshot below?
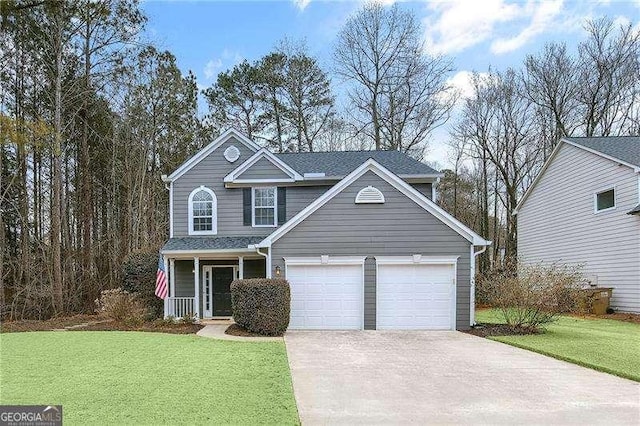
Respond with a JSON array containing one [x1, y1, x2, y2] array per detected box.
[[518, 143, 640, 313], [271, 171, 472, 330], [173, 137, 264, 237], [411, 182, 433, 199], [172, 137, 332, 237], [236, 157, 292, 180], [173, 258, 266, 297]]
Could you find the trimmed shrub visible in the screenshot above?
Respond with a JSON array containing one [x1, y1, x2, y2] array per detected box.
[[95, 288, 147, 322], [231, 278, 290, 336], [122, 252, 163, 319], [483, 262, 582, 330]]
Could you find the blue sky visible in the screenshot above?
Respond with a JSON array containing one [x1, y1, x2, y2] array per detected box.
[[142, 0, 639, 166]]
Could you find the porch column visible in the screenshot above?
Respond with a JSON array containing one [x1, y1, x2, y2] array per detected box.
[[238, 256, 244, 279], [193, 256, 200, 318], [169, 258, 176, 297], [163, 256, 169, 318]]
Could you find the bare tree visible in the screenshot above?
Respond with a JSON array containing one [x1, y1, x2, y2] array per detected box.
[[333, 1, 454, 155]]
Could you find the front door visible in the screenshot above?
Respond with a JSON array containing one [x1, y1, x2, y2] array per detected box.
[[203, 266, 237, 317]]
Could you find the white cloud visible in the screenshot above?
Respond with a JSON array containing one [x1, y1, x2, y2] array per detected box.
[[423, 0, 522, 54], [447, 70, 484, 101], [203, 49, 243, 80], [292, 0, 311, 11], [490, 0, 564, 54]]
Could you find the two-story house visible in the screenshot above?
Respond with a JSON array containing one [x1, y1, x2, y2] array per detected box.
[[160, 129, 491, 330], [515, 136, 640, 313]]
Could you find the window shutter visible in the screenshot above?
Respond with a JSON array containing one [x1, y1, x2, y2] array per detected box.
[[277, 187, 286, 225], [243, 188, 251, 226]]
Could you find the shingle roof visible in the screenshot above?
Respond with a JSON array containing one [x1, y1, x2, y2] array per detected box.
[[565, 137, 640, 167], [161, 236, 263, 252], [275, 150, 441, 177]]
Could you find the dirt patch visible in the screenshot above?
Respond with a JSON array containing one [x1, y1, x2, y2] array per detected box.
[[225, 323, 281, 337], [1, 314, 105, 333], [74, 321, 203, 334], [463, 323, 542, 338], [571, 312, 640, 324]]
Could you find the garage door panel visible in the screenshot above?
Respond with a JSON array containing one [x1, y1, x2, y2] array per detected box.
[[287, 263, 363, 330], [377, 262, 455, 330]]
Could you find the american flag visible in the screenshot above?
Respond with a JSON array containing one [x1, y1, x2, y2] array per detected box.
[[155, 254, 168, 299]]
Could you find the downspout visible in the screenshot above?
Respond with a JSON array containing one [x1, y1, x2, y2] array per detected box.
[[252, 245, 271, 278]]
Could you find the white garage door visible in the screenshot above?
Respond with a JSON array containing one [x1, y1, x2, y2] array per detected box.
[[287, 263, 363, 329], [377, 262, 455, 330]]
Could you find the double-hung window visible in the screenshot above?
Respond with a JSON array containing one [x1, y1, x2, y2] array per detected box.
[[252, 187, 277, 227]]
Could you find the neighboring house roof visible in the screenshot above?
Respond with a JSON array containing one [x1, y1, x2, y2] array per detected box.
[[515, 136, 640, 214], [564, 136, 640, 168], [275, 150, 442, 178], [161, 236, 264, 254], [256, 158, 491, 247], [628, 204, 640, 215]]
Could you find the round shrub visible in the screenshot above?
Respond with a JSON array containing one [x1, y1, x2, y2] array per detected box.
[[231, 278, 290, 336], [122, 251, 163, 319]]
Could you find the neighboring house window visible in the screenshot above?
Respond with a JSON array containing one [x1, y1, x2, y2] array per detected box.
[[595, 188, 615, 212], [189, 186, 217, 235], [252, 187, 277, 227]]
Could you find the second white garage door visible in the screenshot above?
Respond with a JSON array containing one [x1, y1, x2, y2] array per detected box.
[[377, 261, 456, 330], [286, 263, 363, 329]]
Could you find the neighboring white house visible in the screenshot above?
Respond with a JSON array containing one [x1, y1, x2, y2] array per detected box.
[[515, 136, 640, 314]]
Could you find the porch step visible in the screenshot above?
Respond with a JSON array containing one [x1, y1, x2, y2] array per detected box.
[[200, 318, 233, 326]]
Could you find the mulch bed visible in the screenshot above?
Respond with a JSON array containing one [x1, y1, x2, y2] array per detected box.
[[77, 321, 204, 334], [1, 314, 103, 333], [1, 315, 203, 334], [225, 323, 281, 337], [463, 323, 542, 338]]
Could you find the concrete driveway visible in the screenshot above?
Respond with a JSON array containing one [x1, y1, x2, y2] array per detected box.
[[285, 331, 640, 425]]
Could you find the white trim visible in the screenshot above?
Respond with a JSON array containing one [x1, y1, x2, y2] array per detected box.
[[258, 159, 491, 247], [169, 182, 174, 238], [515, 138, 639, 214], [229, 178, 296, 184], [188, 186, 217, 235], [303, 172, 326, 178], [224, 148, 303, 183], [470, 245, 475, 327], [285, 256, 365, 330], [355, 186, 385, 204], [167, 129, 260, 181], [252, 187, 277, 228], [238, 256, 244, 279], [375, 255, 459, 265], [194, 257, 200, 318], [594, 186, 617, 213], [284, 256, 367, 266], [160, 248, 255, 256], [375, 256, 457, 331], [163, 256, 169, 318]]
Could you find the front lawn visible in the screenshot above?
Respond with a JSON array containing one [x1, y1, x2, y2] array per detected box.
[[0, 331, 299, 424], [476, 309, 640, 382]]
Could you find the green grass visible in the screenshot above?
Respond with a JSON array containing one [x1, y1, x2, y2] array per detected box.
[[0, 332, 299, 425], [476, 309, 640, 382]]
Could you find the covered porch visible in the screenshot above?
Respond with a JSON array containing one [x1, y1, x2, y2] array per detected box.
[[160, 237, 268, 319]]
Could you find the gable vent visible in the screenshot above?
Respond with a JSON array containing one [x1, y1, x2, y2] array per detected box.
[[355, 186, 385, 204]]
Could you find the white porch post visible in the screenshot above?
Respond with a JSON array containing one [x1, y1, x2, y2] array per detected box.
[[169, 258, 176, 297], [163, 256, 169, 318], [238, 256, 244, 279], [194, 256, 200, 319]]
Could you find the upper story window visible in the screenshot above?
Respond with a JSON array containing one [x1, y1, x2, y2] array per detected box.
[[252, 187, 277, 227], [595, 188, 615, 212], [189, 186, 217, 235]]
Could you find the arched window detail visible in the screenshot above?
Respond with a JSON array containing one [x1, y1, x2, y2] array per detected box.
[[355, 186, 385, 204], [188, 186, 217, 235]]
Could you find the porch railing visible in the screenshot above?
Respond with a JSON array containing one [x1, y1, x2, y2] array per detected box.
[[166, 297, 196, 319]]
